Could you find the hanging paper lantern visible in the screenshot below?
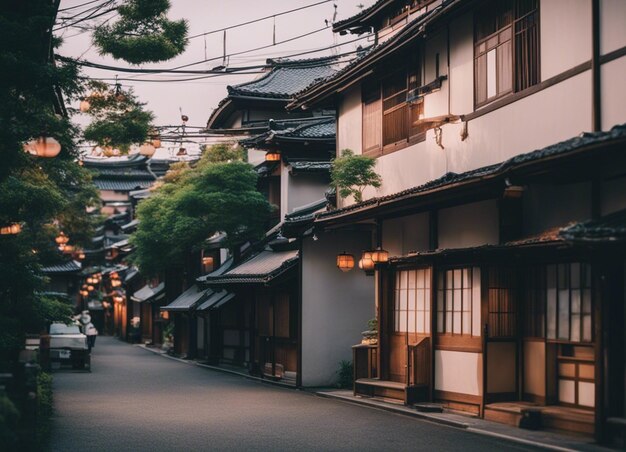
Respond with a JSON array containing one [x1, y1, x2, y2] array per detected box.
[[336, 252, 355, 272]]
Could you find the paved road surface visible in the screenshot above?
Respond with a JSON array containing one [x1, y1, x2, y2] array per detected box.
[[50, 337, 540, 451]]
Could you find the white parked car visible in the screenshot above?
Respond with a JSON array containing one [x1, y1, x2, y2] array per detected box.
[[48, 323, 90, 369]]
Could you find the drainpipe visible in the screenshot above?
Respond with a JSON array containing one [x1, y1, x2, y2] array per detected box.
[[591, 0, 601, 133], [591, 0, 602, 220]]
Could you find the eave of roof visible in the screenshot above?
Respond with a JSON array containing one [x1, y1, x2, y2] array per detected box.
[[289, 1, 459, 111], [203, 250, 299, 286], [560, 208, 626, 243], [41, 260, 82, 274], [93, 180, 155, 191], [332, 0, 395, 33]]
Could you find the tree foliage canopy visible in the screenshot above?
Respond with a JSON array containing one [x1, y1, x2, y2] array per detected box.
[[93, 0, 188, 64], [331, 149, 382, 203], [131, 156, 271, 276], [0, 1, 99, 358], [82, 81, 154, 152]]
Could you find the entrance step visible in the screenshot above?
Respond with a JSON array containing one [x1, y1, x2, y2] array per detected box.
[[413, 403, 443, 413], [484, 402, 541, 429], [354, 378, 428, 405], [541, 406, 594, 436], [484, 402, 594, 436]]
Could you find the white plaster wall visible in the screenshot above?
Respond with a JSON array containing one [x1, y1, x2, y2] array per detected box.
[[336, 5, 606, 205], [424, 29, 450, 119], [99, 190, 129, 202], [524, 341, 546, 397], [285, 175, 329, 218], [357, 70, 592, 201], [449, 13, 474, 114], [301, 229, 375, 387], [487, 342, 516, 393], [247, 149, 265, 166], [540, 0, 591, 81], [601, 57, 626, 130], [435, 350, 482, 396], [337, 85, 362, 154], [523, 182, 592, 235], [382, 212, 430, 256], [602, 176, 626, 216], [438, 200, 499, 249], [601, 0, 626, 54]]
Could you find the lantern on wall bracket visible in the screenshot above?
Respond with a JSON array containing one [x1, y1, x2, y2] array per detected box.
[[265, 151, 281, 162], [79, 97, 91, 113], [23, 137, 62, 158], [202, 256, 214, 266], [55, 232, 70, 246], [370, 247, 389, 264], [359, 250, 375, 275], [336, 252, 355, 272], [0, 223, 22, 235]]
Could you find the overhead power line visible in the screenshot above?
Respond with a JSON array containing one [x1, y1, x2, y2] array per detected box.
[[187, 0, 333, 39], [58, 0, 108, 13]]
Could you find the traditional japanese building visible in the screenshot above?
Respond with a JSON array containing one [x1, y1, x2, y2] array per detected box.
[[285, 0, 626, 442]]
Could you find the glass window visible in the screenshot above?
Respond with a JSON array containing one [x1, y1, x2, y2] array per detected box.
[[394, 268, 431, 334]]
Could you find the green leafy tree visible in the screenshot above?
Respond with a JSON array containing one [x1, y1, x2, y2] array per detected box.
[[331, 149, 382, 203], [0, 1, 98, 362], [199, 143, 247, 164], [93, 0, 188, 64], [82, 81, 155, 152], [131, 160, 271, 276]]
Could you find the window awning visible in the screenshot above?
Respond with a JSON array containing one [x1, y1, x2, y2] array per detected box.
[[131, 282, 165, 303], [161, 284, 208, 312], [197, 290, 236, 311]]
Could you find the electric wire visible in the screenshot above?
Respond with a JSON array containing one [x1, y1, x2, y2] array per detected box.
[[187, 0, 333, 39]]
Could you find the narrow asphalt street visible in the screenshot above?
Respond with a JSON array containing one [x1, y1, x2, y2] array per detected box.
[[50, 337, 541, 451]]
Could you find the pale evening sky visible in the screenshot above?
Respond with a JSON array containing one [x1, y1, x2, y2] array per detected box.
[[56, 0, 375, 146]]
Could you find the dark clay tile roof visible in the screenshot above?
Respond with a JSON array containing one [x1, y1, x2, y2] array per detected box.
[[41, 260, 82, 274], [288, 160, 332, 173], [228, 60, 337, 99], [93, 179, 154, 191], [162, 284, 209, 311], [240, 117, 335, 148], [203, 250, 298, 285], [332, 0, 395, 32], [289, 2, 458, 110], [560, 208, 626, 242]]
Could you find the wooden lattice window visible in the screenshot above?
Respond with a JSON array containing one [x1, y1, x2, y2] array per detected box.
[[547, 263, 593, 343], [523, 265, 546, 338], [394, 268, 431, 334], [487, 267, 517, 338], [474, 0, 538, 107], [362, 52, 425, 154], [437, 268, 476, 335]]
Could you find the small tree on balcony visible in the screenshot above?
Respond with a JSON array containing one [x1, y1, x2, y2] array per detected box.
[[331, 149, 382, 203]]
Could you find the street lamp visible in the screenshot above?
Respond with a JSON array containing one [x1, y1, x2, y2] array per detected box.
[[24, 137, 62, 158], [370, 247, 389, 264], [0, 223, 21, 235], [265, 151, 281, 162], [336, 252, 355, 272]]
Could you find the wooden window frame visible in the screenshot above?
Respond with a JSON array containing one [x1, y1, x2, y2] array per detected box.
[[361, 53, 427, 157], [393, 267, 432, 335], [524, 262, 594, 344], [473, 0, 540, 109], [486, 266, 517, 338], [436, 267, 476, 337]]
